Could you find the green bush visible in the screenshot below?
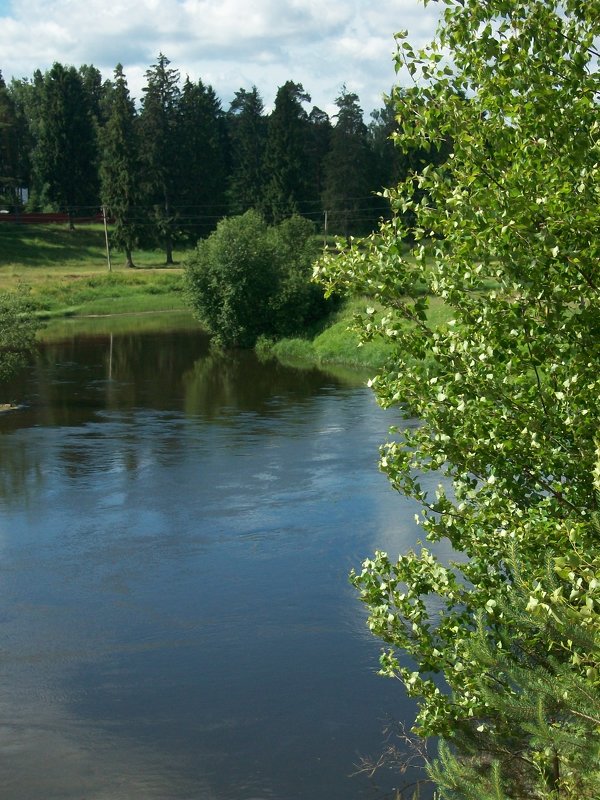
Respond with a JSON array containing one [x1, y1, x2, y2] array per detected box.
[[184, 210, 332, 347]]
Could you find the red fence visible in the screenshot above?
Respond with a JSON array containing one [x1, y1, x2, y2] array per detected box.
[[0, 212, 104, 224]]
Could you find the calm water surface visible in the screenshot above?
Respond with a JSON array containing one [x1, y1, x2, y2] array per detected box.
[[0, 323, 445, 800]]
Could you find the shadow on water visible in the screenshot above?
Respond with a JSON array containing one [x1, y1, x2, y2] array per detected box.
[[0, 320, 437, 800]]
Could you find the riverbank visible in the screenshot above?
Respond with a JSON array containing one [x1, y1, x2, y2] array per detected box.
[[1, 221, 450, 373], [257, 295, 452, 373]]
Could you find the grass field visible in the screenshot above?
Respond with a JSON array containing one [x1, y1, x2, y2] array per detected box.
[[0, 222, 193, 317]]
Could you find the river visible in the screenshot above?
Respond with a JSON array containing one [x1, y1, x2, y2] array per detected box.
[[0, 319, 445, 800]]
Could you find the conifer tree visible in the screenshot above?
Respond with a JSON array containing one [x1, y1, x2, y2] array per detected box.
[[139, 53, 181, 263], [99, 64, 141, 268], [0, 70, 19, 207], [34, 63, 100, 223], [226, 86, 267, 214], [321, 86, 373, 236], [429, 547, 600, 798], [305, 106, 332, 221], [177, 77, 227, 240], [79, 64, 107, 127], [7, 74, 43, 207], [262, 81, 311, 222]]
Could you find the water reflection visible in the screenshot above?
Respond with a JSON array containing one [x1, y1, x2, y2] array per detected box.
[[0, 325, 435, 800]]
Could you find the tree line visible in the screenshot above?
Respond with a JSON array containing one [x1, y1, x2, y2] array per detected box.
[[0, 55, 448, 264]]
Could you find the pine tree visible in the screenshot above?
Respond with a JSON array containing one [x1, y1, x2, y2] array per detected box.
[[139, 53, 181, 264], [99, 64, 141, 268]]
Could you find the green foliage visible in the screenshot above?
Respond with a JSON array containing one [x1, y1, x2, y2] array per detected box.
[[322, 86, 374, 236], [226, 87, 267, 214], [268, 214, 329, 335], [262, 81, 312, 222], [0, 288, 38, 387], [316, 0, 600, 796], [33, 63, 99, 214], [185, 210, 329, 347], [99, 64, 141, 267]]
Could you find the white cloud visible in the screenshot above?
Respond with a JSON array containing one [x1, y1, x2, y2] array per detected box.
[[0, 0, 440, 113]]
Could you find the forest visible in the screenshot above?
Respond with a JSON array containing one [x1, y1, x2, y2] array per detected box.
[[0, 54, 448, 262]]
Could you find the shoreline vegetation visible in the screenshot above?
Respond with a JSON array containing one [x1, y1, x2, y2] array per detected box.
[[2, 221, 449, 372]]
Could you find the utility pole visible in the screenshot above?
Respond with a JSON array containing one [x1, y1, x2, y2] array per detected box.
[[323, 209, 328, 247], [102, 206, 112, 272]]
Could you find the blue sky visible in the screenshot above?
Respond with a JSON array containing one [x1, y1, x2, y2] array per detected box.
[[0, 0, 439, 115]]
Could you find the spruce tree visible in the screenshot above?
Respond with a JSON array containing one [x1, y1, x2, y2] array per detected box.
[[8, 74, 43, 207], [139, 53, 181, 264], [305, 106, 332, 223], [321, 86, 373, 236], [34, 63, 100, 223], [226, 86, 267, 214], [0, 71, 19, 207], [78, 64, 107, 127], [177, 77, 227, 240], [262, 81, 311, 222], [99, 64, 141, 268]]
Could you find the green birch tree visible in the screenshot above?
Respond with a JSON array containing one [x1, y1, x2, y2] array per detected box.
[[317, 0, 600, 796]]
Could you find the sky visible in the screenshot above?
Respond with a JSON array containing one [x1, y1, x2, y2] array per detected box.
[[0, 0, 440, 116]]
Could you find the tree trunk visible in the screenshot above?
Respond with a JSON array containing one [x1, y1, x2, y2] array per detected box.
[[165, 235, 173, 265], [124, 245, 135, 269], [164, 194, 174, 265]]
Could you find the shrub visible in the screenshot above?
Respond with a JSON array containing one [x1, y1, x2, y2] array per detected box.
[[185, 210, 331, 347]]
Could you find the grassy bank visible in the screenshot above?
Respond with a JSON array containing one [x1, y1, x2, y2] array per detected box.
[[0, 222, 192, 317], [259, 295, 452, 373]]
